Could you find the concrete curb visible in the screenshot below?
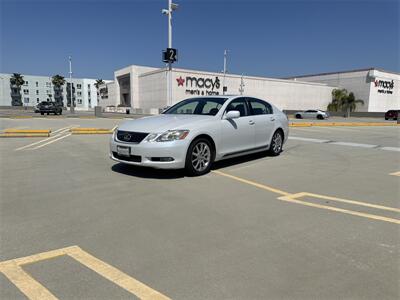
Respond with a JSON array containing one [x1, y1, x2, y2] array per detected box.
[[70, 128, 113, 134], [0, 129, 51, 138], [4, 129, 52, 133], [0, 133, 50, 138], [290, 122, 399, 127]]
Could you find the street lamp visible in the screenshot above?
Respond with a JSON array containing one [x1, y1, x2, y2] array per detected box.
[[69, 56, 74, 114], [162, 0, 179, 106], [222, 49, 229, 95]]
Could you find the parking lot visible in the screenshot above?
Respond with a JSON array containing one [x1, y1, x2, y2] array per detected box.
[[0, 116, 399, 299]]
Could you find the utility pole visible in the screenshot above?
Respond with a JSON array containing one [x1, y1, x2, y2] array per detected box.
[[167, 0, 172, 106], [162, 0, 178, 107], [69, 56, 74, 113], [222, 49, 229, 95], [239, 74, 245, 95]]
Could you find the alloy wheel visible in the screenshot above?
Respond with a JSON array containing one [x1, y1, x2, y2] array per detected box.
[[191, 142, 211, 172]]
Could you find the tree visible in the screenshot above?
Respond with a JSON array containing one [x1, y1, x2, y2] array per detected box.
[[9, 73, 25, 106], [327, 89, 364, 117], [51, 75, 66, 106], [341, 92, 364, 118], [94, 79, 105, 104], [94, 79, 105, 89], [328, 88, 348, 112]]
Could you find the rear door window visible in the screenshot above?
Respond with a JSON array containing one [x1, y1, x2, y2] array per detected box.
[[248, 98, 273, 115]]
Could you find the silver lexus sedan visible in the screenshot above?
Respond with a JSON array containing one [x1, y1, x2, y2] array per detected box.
[[110, 96, 289, 176]]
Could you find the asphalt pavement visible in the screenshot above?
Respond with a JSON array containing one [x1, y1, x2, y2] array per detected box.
[[0, 117, 399, 300]]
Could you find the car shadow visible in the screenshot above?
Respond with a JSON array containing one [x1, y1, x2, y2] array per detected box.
[[111, 163, 186, 179], [212, 151, 271, 170], [111, 151, 273, 179]]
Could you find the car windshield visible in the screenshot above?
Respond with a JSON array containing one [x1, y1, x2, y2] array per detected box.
[[164, 97, 228, 115]]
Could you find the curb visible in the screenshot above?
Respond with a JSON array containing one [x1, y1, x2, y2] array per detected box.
[[290, 122, 399, 127], [4, 129, 51, 133], [0, 133, 50, 138], [0, 129, 51, 138], [70, 128, 113, 134]]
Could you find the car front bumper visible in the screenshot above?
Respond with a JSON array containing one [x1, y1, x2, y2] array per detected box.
[[110, 138, 189, 169]]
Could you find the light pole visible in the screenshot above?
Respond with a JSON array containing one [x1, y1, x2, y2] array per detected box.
[[239, 74, 245, 95], [222, 49, 229, 95], [162, 0, 178, 106], [69, 56, 74, 113]]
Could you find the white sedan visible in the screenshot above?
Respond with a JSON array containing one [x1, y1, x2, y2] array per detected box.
[[294, 109, 329, 120], [110, 96, 289, 176]]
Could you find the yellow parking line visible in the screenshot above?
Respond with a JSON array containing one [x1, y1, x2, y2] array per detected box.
[[277, 195, 400, 225], [212, 170, 290, 196], [286, 192, 400, 213], [0, 245, 171, 300], [0, 263, 57, 300], [389, 171, 400, 176], [213, 170, 400, 225]]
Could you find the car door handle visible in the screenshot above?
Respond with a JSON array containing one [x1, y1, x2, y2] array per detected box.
[[249, 120, 255, 125], [270, 117, 275, 121]]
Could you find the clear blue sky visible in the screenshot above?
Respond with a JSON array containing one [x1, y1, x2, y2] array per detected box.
[[1, 0, 399, 80]]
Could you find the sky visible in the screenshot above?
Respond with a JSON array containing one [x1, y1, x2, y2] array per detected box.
[[0, 0, 399, 80]]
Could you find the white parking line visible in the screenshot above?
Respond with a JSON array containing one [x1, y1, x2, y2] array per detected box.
[[330, 141, 378, 148], [32, 133, 72, 150], [381, 147, 400, 152], [15, 127, 75, 151], [288, 136, 330, 143]]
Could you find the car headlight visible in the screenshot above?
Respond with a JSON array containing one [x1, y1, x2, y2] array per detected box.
[[112, 127, 118, 140], [145, 130, 189, 142]]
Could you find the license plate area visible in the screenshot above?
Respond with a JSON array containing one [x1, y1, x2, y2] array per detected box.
[[117, 146, 130, 157]]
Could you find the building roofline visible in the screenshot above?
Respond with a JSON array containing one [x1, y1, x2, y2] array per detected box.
[[136, 66, 335, 87], [284, 67, 400, 79]]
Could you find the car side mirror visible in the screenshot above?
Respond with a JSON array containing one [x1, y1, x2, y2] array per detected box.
[[225, 110, 240, 119]]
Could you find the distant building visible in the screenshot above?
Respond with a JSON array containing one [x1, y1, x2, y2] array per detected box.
[[287, 68, 400, 112], [0, 73, 110, 110]]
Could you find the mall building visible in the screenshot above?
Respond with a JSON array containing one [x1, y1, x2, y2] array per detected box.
[[99, 65, 399, 114]]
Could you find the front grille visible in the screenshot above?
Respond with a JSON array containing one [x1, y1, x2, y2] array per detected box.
[[112, 152, 142, 162], [116, 130, 148, 144]]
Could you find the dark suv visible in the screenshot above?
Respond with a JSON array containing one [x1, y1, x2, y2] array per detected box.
[[36, 101, 63, 115], [385, 110, 399, 120]]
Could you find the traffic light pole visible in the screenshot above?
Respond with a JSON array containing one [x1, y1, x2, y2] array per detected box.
[[167, 0, 172, 107]]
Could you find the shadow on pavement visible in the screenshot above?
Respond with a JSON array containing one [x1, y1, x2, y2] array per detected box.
[[111, 163, 185, 179], [111, 151, 275, 179]]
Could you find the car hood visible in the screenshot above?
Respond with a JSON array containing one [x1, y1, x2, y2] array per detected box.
[[118, 114, 215, 133]]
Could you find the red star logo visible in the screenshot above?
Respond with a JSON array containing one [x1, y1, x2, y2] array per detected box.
[[176, 76, 185, 86]]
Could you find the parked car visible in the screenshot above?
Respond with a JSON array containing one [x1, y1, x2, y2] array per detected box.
[[295, 109, 329, 120], [110, 96, 289, 176], [36, 101, 63, 115], [385, 110, 399, 120]]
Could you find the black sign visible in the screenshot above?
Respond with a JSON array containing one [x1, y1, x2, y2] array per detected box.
[[176, 75, 221, 96], [162, 48, 178, 63], [374, 79, 394, 94]]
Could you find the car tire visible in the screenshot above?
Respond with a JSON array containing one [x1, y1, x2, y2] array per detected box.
[[385, 117, 388, 120], [295, 114, 302, 119], [47, 112, 49, 115], [268, 130, 283, 156], [41, 112, 44, 115], [59, 110, 62, 115], [317, 114, 324, 120], [185, 138, 214, 176]]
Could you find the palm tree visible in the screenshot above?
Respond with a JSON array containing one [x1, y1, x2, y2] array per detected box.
[[341, 92, 364, 118], [327, 89, 364, 117], [327, 88, 348, 112], [9, 73, 25, 106], [52, 75, 66, 106], [94, 79, 105, 104]]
